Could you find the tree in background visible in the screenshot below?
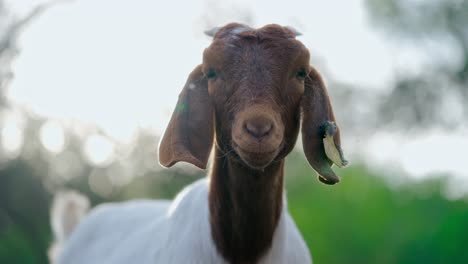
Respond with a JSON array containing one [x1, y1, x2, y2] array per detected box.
[[366, 0, 468, 129], [0, 1, 63, 106]]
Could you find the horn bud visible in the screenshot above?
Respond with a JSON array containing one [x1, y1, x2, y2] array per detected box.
[[204, 27, 220, 37], [285, 26, 302, 37]]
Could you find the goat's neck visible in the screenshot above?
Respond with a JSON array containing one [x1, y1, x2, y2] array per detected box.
[[208, 148, 284, 264]]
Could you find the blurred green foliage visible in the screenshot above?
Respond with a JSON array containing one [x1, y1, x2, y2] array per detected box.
[[286, 152, 468, 264], [1, 151, 468, 264]]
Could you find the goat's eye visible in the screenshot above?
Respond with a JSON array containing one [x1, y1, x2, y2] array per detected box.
[[296, 69, 307, 80], [206, 69, 217, 79]]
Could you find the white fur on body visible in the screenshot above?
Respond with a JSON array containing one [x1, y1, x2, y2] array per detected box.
[[54, 178, 312, 264]]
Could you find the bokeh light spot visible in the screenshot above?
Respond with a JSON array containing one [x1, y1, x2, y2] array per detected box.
[[83, 134, 115, 167], [0, 112, 25, 159], [40, 120, 65, 154]]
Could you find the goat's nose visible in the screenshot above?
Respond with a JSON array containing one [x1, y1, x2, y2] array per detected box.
[[244, 116, 273, 139]]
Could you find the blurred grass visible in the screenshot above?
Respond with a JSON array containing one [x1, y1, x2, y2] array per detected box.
[[285, 151, 468, 264], [1, 152, 468, 263]]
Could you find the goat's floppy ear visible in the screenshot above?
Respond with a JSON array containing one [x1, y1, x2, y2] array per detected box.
[[159, 65, 213, 169], [301, 67, 348, 185]]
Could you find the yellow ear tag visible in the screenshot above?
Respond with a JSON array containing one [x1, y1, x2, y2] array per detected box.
[[322, 121, 349, 168]]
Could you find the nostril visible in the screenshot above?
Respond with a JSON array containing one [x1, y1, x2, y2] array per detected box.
[[244, 119, 273, 139]]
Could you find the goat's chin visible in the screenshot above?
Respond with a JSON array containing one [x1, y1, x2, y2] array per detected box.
[[232, 143, 280, 170]]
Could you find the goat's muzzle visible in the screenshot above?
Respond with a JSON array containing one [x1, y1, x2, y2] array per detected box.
[[231, 106, 284, 169]]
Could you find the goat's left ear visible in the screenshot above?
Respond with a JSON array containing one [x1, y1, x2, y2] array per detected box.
[[158, 65, 214, 169], [301, 67, 348, 185]]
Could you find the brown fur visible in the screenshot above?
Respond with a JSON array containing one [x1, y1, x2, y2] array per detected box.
[[159, 23, 345, 263]]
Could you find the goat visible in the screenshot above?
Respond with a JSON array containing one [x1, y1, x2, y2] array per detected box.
[[51, 23, 347, 264]]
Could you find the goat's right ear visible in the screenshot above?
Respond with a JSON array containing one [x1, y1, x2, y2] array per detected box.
[[158, 65, 214, 169]]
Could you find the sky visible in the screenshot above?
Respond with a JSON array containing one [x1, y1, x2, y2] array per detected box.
[[7, 0, 394, 138], [4, 0, 468, 189]]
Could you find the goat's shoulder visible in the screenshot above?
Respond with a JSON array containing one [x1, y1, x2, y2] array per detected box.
[[57, 199, 171, 263], [81, 198, 171, 234], [166, 177, 209, 218], [58, 177, 221, 264], [65, 177, 209, 242]]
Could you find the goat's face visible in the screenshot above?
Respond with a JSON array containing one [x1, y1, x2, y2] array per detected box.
[[202, 24, 309, 169], [159, 23, 347, 184]]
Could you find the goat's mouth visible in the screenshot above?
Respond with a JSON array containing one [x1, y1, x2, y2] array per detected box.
[[231, 141, 281, 170]]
